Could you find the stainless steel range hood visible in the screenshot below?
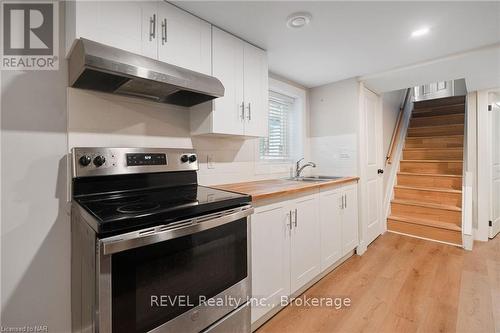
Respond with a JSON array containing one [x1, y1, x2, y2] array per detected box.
[[68, 38, 224, 107]]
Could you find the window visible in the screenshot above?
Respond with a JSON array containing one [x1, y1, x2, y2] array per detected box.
[[259, 91, 295, 161]]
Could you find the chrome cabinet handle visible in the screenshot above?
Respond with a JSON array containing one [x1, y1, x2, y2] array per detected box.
[[286, 211, 292, 230], [342, 195, 345, 209], [246, 102, 251, 121], [161, 18, 167, 44], [293, 208, 298, 227], [240, 101, 245, 121], [344, 194, 347, 209], [149, 14, 156, 41]]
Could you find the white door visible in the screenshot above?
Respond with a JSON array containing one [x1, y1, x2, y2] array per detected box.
[[211, 27, 245, 135], [251, 203, 290, 323], [319, 189, 342, 271], [489, 98, 500, 238], [290, 194, 321, 293], [243, 43, 268, 137], [360, 87, 384, 246], [341, 185, 359, 255], [75, 1, 158, 58], [157, 2, 211, 74]]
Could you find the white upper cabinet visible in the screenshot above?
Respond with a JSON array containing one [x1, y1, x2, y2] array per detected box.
[[66, 1, 211, 75], [243, 43, 269, 137], [211, 27, 245, 135], [68, 1, 269, 137], [66, 1, 158, 58], [191, 27, 268, 137], [157, 2, 211, 75]]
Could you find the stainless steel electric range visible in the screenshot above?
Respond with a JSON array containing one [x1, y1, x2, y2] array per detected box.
[[71, 147, 253, 333]]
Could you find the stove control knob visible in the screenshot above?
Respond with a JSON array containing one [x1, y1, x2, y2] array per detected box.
[[188, 154, 197, 163], [79, 155, 92, 167], [180, 154, 189, 163], [93, 155, 106, 167]]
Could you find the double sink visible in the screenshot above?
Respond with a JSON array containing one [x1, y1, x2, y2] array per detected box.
[[286, 175, 343, 182]]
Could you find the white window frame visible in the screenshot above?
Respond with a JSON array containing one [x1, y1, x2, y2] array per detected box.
[[259, 91, 294, 161], [255, 77, 307, 175]]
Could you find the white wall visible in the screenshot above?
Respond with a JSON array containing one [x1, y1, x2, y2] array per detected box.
[[361, 44, 500, 94], [309, 78, 359, 176], [381, 89, 405, 193], [1, 5, 71, 332]]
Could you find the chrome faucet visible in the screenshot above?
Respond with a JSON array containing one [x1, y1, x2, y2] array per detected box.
[[295, 158, 317, 178]]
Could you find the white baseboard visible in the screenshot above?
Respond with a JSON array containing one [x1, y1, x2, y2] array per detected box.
[[462, 233, 473, 250]]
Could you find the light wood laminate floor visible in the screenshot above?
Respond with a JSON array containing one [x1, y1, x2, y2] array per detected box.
[[257, 232, 500, 333]]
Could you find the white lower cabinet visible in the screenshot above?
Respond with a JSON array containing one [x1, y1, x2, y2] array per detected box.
[[320, 184, 359, 270], [251, 184, 358, 325], [251, 202, 290, 323], [290, 194, 321, 293], [340, 184, 359, 255], [319, 188, 343, 270]]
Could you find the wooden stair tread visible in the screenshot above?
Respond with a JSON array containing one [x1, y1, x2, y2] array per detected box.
[[388, 215, 462, 232], [398, 172, 462, 178], [413, 103, 465, 112], [401, 159, 462, 163], [409, 114, 465, 127], [412, 109, 464, 116], [409, 122, 463, 127], [391, 199, 462, 211], [403, 147, 463, 151], [414, 96, 466, 109], [406, 134, 463, 139], [394, 185, 462, 194]]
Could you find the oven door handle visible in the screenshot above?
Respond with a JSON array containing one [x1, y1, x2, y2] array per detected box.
[[100, 205, 254, 255]]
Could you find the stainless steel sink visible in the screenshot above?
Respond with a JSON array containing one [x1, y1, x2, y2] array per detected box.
[[286, 176, 343, 182]]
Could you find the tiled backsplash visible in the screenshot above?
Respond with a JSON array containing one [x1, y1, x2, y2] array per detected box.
[[67, 88, 292, 186], [310, 134, 358, 177]]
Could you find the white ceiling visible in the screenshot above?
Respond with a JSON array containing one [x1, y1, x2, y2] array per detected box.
[[174, 1, 500, 88]]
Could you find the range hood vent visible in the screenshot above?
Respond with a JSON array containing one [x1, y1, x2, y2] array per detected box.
[[68, 38, 224, 107]]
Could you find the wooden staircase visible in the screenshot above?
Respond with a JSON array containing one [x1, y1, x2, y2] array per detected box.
[[387, 95, 465, 245]]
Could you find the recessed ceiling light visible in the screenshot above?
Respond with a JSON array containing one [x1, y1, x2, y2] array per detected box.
[[411, 27, 430, 38], [287, 12, 312, 29]]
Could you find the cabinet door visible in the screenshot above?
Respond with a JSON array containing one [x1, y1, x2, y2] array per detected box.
[[290, 194, 321, 293], [243, 43, 269, 137], [319, 189, 343, 271], [74, 1, 157, 58], [341, 185, 359, 256], [251, 203, 290, 323], [211, 27, 245, 135], [157, 2, 211, 74]]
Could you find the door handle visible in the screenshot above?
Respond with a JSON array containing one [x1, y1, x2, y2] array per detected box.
[[377, 169, 384, 174], [149, 14, 156, 41], [161, 18, 167, 44]]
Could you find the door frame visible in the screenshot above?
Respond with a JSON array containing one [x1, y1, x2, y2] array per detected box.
[[477, 90, 496, 240], [357, 83, 384, 254]]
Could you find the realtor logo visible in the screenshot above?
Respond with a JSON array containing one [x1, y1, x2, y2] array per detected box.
[[1, 1, 59, 70]]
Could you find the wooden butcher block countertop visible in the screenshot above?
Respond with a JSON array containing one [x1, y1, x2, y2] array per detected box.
[[214, 177, 359, 202]]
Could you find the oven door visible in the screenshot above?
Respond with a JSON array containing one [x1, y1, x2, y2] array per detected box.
[[96, 206, 253, 333]]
